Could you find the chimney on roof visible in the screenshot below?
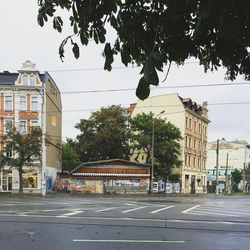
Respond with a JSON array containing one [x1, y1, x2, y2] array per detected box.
[[3, 71, 10, 73]]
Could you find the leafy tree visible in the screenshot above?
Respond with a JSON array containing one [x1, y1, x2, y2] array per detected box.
[[75, 105, 130, 162], [38, 0, 250, 100], [231, 168, 243, 192], [245, 162, 250, 192], [2, 124, 42, 193], [62, 138, 80, 171], [130, 112, 182, 180]]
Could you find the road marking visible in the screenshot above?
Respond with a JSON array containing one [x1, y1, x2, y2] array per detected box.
[[150, 205, 174, 214], [1, 213, 250, 226], [56, 210, 83, 217], [73, 239, 186, 243], [122, 206, 146, 213], [196, 207, 250, 214], [182, 205, 200, 214], [95, 207, 117, 213]]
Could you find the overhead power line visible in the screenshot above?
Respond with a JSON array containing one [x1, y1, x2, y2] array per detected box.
[[43, 61, 199, 73], [60, 82, 250, 95]]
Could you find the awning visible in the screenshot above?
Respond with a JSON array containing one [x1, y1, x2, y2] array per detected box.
[[72, 173, 150, 177]]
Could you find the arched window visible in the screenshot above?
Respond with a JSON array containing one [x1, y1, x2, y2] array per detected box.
[[22, 74, 28, 85], [29, 75, 35, 86]]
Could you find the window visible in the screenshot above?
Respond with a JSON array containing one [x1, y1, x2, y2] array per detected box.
[[189, 118, 192, 129], [194, 121, 197, 132], [185, 155, 187, 166], [194, 139, 196, 150], [30, 120, 38, 127], [194, 157, 196, 167], [198, 123, 201, 133], [188, 155, 191, 166], [19, 121, 26, 134], [189, 137, 191, 148], [20, 96, 27, 111], [31, 96, 38, 111], [5, 96, 12, 111], [29, 75, 35, 86], [22, 74, 28, 85], [198, 158, 200, 168], [22, 171, 38, 188], [185, 136, 188, 147], [185, 117, 188, 128]]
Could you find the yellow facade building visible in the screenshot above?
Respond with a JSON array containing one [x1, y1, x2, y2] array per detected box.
[[130, 93, 209, 193]]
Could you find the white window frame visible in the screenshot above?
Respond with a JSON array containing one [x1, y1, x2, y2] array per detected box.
[[22, 74, 28, 85], [4, 96, 13, 111], [20, 96, 27, 111], [30, 120, 39, 127], [31, 96, 38, 111], [4, 118, 13, 134], [29, 75, 35, 86], [19, 120, 27, 134]]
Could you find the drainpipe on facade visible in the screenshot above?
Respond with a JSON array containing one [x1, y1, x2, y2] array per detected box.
[[41, 81, 46, 197]]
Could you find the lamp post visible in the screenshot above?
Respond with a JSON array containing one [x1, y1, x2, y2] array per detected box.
[[225, 149, 237, 195], [150, 110, 165, 194]]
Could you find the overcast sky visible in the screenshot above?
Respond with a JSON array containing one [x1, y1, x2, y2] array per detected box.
[[1, 0, 249, 143]]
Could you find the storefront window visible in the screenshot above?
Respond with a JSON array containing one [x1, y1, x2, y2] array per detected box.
[[22, 171, 38, 188]]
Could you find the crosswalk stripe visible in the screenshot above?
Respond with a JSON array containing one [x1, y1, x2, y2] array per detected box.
[[150, 206, 175, 214], [95, 207, 117, 213], [56, 210, 83, 217], [182, 205, 200, 214], [122, 206, 146, 213]]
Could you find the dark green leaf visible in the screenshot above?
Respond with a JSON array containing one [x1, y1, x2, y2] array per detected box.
[[136, 77, 150, 100], [72, 43, 80, 59]]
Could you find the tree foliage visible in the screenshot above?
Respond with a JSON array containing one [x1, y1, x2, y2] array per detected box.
[[75, 105, 130, 162], [38, 0, 250, 100], [2, 124, 43, 193], [62, 138, 80, 171], [130, 112, 182, 180]]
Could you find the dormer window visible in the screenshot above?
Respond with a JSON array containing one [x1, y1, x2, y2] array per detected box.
[[29, 75, 35, 86], [22, 74, 28, 85]]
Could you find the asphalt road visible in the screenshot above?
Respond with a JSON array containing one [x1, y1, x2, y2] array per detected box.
[[0, 193, 250, 250]]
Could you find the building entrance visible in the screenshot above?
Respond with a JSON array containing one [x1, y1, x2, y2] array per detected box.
[[0, 171, 12, 192]]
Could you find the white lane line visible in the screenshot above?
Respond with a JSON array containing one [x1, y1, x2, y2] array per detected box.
[[122, 206, 147, 214], [56, 210, 83, 218], [182, 205, 200, 214], [150, 206, 175, 214], [73, 239, 186, 243], [195, 208, 250, 215], [95, 207, 117, 213]]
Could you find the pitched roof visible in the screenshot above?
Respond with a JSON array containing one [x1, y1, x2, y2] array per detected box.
[[0, 72, 46, 85], [70, 159, 150, 174], [0, 73, 18, 85]]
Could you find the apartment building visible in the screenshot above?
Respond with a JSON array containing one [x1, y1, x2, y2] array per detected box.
[[130, 93, 209, 193], [0, 60, 62, 193], [207, 139, 250, 191]]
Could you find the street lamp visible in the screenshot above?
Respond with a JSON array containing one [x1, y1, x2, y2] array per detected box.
[[225, 149, 238, 195], [150, 110, 165, 194]]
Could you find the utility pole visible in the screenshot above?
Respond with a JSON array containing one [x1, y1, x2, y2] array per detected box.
[[225, 152, 229, 195], [216, 139, 219, 195], [150, 110, 165, 194]]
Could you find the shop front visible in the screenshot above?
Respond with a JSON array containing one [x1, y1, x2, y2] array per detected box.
[[0, 167, 42, 193], [54, 159, 150, 194]]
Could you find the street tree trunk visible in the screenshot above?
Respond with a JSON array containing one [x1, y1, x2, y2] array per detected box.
[[18, 168, 23, 194]]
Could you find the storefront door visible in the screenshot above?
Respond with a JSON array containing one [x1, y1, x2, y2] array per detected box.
[[1, 171, 12, 192]]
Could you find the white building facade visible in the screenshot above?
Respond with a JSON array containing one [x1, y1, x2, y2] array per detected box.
[[0, 60, 62, 193]]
